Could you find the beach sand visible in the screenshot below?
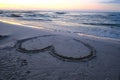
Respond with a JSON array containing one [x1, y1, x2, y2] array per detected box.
[[0, 21, 120, 80]]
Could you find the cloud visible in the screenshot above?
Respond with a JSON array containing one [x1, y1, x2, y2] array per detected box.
[[103, 0, 120, 4], [109, 0, 120, 3]]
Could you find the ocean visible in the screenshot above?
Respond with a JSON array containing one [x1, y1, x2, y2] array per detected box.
[[0, 10, 120, 40]]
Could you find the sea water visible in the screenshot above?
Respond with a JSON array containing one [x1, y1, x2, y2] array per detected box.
[[0, 10, 120, 39]]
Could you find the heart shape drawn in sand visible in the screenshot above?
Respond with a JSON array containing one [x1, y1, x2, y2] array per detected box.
[[15, 35, 96, 62]]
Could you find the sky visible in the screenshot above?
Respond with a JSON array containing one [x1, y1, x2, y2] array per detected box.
[[0, 0, 120, 11]]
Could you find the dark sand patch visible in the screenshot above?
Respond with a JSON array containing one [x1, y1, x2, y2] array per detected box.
[[0, 35, 9, 40]]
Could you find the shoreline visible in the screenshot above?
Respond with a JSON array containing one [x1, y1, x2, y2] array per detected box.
[[0, 19, 120, 43]]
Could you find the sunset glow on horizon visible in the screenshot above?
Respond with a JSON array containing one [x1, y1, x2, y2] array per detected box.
[[0, 0, 120, 11]]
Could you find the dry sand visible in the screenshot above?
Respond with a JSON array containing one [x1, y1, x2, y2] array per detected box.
[[0, 21, 120, 80]]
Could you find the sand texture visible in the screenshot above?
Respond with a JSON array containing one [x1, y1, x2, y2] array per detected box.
[[0, 21, 120, 80]]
